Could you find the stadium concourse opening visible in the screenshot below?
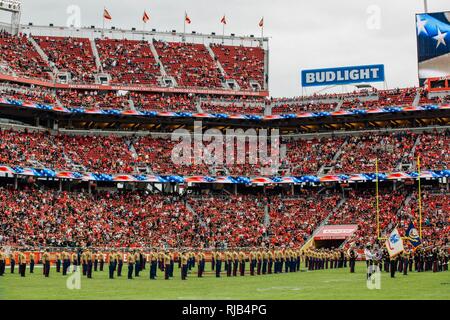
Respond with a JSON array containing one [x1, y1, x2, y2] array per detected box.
[[310, 225, 359, 249]]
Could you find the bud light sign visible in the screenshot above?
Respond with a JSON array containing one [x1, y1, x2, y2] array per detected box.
[[301, 64, 385, 87]]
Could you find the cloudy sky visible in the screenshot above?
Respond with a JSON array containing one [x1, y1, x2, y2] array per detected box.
[[7, 0, 450, 97]]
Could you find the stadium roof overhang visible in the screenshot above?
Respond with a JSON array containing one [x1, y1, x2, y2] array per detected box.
[[0, 103, 448, 133]]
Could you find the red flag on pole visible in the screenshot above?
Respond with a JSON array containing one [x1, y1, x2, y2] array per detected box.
[[103, 8, 112, 20], [221, 15, 227, 25], [185, 12, 191, 24], [259, 17, 264, 27], [143, 11, 150, 23]]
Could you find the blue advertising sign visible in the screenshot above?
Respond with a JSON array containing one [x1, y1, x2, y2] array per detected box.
[[301, 64, 385, 87]]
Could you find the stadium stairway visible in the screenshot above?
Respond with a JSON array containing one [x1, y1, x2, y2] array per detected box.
[[90, 39, 103, 72], [206, 44, 229, 90], [396, 135, 422, 171], [149, 41, 168, 77], [195, 99, 203, 113], [0, 61, 17, 77], [127, 98, 137, 112], [335, 99, 344, 111], [127, 139, 139, 162], [300, 197, 346, 251], [28, 36, 57, 80], [318, 140, 348, 175], [412, 90, 421, 106], [263, 46, 269, 91]]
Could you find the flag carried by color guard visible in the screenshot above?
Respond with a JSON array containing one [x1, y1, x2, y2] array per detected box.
[[385, 228, 404, 258], [143, 11, 150, 23], [103, 8, 112, 20], [405, 222, 422, 249], [221, 15, 227, 25], [185, 12, 191, 24]]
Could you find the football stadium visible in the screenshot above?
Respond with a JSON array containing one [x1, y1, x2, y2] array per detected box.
[[0, 0, 449, 305]]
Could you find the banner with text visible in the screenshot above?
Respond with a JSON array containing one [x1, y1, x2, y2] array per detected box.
[[301, 64, 385, 87]]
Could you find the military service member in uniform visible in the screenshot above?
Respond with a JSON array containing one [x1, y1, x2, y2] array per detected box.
[[238, 251, 246, 276], [164, 252, 171, 280], [42, 250, 51, 277], [127, 251, 134, 279], [268, 250, 274, 274], [10, 252, 16, 274], [29, 251, 35, 274], [71, 251, 78, 273], [117, 251, 123, 277], [0, 249, 5, 276], [108, 251, 116, 279], [348, 247, 357, 273], [93, 251, 98, 272], [86, 250, 93, 279], [232, 251, 239, 277], [149, 252, 157, 280], [215, 251, 222, 277], [18, 251, 26, 277], [99, 252, 105, 272], [55, 252, 61, 273], [181, 252, 188, 280]]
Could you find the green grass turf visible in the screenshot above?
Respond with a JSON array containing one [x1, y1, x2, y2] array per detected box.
[[0, 262, 449, 300]]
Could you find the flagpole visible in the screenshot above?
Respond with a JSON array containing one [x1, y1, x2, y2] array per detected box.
[[376, 158, 380, 239], [142, 10, 146, 40], [261, 17, 264, 39], [417, 155, 422, 239], [102, 7, 105, 39], [183, 11, 186, 35], [222, 22, 225, 44]]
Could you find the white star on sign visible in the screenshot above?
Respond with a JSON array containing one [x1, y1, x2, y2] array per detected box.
[[416, 17, 428, 35], [433, 27, 447, 48]]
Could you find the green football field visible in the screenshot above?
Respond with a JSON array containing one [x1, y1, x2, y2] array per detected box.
[[0, 262, 449, 300]]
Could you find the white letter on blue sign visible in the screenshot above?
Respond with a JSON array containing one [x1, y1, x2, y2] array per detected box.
[[306, 73, 315, 84], [326, 71, 336, 82], [360, 68, 370, 79], [371, 68, 379, 79]]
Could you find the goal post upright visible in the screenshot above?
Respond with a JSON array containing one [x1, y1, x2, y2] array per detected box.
[[376, 158, 380, 240], [417, 155, 423, 239]]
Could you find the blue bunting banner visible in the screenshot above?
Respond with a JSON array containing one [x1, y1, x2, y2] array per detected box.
[[1, 165, 448, 185], [0, 96, 448, 122]]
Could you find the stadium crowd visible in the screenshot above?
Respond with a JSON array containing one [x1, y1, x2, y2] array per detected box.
[[96, 39, 161, 85], [0, 31, 52, 80], [0, 81, 445, 115], [154, 40, 223, 89], [211, 44, 265, 90], [0, 186, 447, 251], [0, 129, 449, 176], [33, 36, 97, 83]]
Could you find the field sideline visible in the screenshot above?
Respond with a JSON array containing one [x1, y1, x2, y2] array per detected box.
[[0, 262, 448, 300]]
